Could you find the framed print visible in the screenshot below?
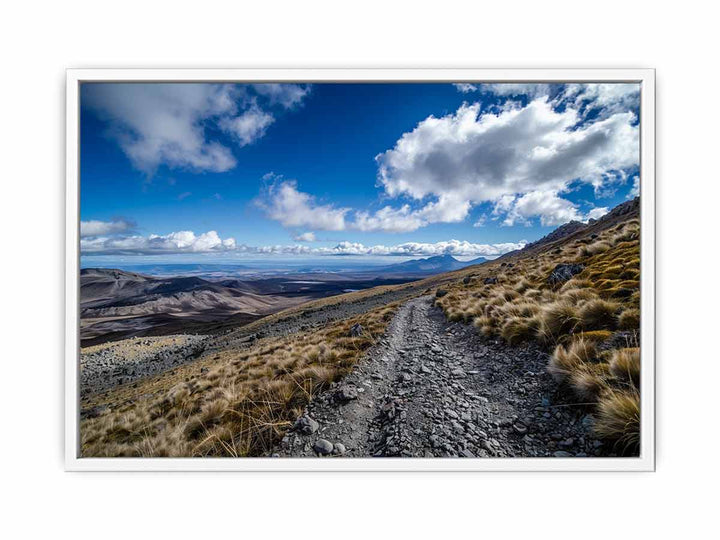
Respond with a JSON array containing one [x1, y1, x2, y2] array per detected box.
[[66, 69, 655, 471]]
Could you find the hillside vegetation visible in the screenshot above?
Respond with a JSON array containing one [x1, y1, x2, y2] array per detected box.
[[435, 216, 641, 454], [80, 200, 642, 458], [81, 303, 399, 457]]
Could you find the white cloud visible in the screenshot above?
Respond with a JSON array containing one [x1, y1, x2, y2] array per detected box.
[[219, 104, 274, 146], [628, 175, 640, 198], [558, 83, 640, 119], [81, 230, 524, 258], [498, 191, 612, 226], [83, 84, 239, 173], [586, 206, 609, 221], [316, 239, 526, 257], [453, 83, 478, 93], [473, 214, 487, 227], [80, 219, 134, 238], [501, 191, 583, 227], [81, 230, 236, 255], [252, 84, 311, 109], [293, 232, 316, 242], [257, 180, 349, 231], [260, 180, 470, 234], [482, 83, 552, 98], [83, 83, 311, 174], [376, 98, 638, 227]]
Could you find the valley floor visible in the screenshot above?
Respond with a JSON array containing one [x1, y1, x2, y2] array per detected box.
[[275, 296, 604, 458]]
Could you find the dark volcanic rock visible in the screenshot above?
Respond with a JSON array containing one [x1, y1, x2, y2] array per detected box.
[[295, 415, 319, 434], [313, 439, 334, 455], [547, 263, 585, 284]]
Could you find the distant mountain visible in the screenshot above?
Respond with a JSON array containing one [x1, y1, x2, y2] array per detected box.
[[374, 254, 488, 275], [464, 256, 489, 266]]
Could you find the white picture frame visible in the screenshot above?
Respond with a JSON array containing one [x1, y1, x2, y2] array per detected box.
[[66, 68, 655, 471]]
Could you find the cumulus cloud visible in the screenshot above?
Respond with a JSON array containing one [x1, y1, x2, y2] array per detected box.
[[497, 191, 611, 226], [586, 206, 609, 221], [81, 230, 236, 255], [354, 194, 471, 233], [82, 83, 311, 174], [376, 97, 638, 228], [293, 232, 316, 242], [628, 175, 640, 198], [353, 205, 426, 233], [81, 230, 524, 258], [453, 83, 477, 93], [80, 219, 134, 238], [252, 84, 311, 109], [257, 180, 350, 231], [559, 83, 640, 119], [219, 104, 274, 146], [482, 83, 552, 98], [501, 191, 584, 227]]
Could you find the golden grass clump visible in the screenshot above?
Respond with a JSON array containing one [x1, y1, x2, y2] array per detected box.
[[569, 363, 610, 401], [580, 240, 612, 257], [537, 301, 580, 341], [609, 348, 640, 387], [548, 338, 597, 382], [594, 388, 640, 455], [618, 307, 640, 330], [500, 316, 540, 345], [577, 298, 620, 330]]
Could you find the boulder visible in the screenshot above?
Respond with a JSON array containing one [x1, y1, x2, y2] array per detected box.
[[483, 277, 498, 285], [547, 263, 585, 284], [295, 415, 319, 435], [435, 289, 448, 298], [313, 439, 334, 455], [350, 323, 363, 337]]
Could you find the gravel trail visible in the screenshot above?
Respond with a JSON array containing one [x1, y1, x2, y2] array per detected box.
[[276, 296, 605, 458]]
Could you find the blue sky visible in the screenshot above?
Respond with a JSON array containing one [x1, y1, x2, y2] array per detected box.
[[80, 82, 640, 266]]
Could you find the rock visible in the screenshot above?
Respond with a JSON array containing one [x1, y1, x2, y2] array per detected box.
[[547, 263, 585, 284], [333, 443, 347, 455], [350, 323, 363, 337], [313, 439, 334, 455], [337, 385, 358, 402], [483, 277, 498, 285], [513, 423, 528, 435], [451, 369, 467, 379], [553, 450, 573, 457], [462, 276, 473, 284], [435, 289, 448, 298], [295, 415, 319, 435]]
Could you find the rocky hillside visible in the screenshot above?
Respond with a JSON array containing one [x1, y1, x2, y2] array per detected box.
[[78, 197, 641, 458]]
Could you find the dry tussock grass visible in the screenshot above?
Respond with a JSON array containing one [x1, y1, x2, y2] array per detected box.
[[434, 217, 641, 453], [81, 303, 399, 457]]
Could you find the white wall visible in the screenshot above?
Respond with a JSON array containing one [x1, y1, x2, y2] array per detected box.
[[1, 1, 716, 538]]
